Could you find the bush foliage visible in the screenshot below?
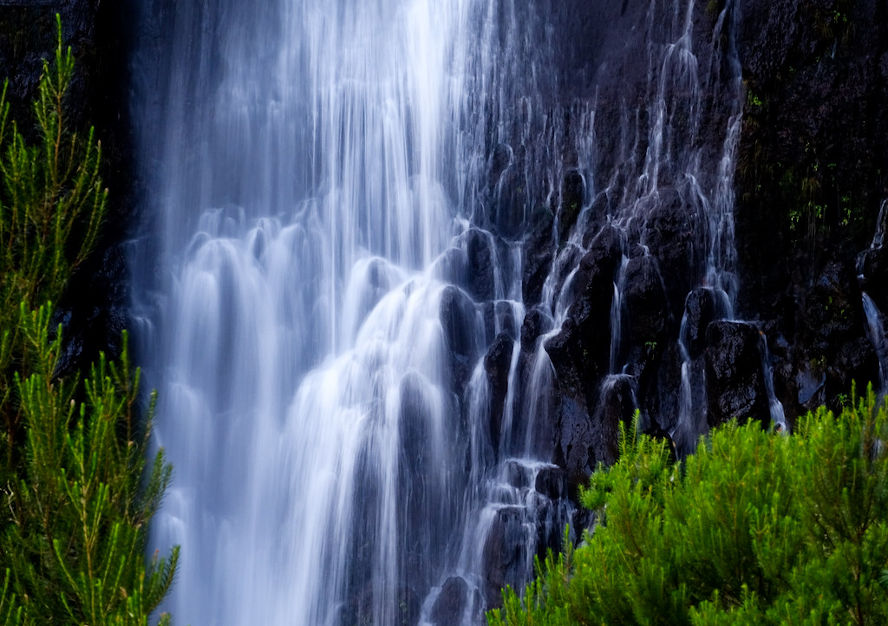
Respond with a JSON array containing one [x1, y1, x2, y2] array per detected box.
[[489, 389, 888, 625], [0, 17, 177, 624]]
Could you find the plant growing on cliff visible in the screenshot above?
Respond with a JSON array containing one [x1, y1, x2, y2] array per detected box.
[[489, 389, 888, 625], [0, 16, 177, 624]]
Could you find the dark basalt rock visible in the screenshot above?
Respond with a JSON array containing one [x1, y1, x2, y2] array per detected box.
[[485, 332, 515, 451], [557, 169, 586, 244], [682, 287, 719, 359], [622, 255, 670, 355], [830, 337, 879, 402], [488, 143, 513, 187], [705, 321, 769, 427], [491, 165, 527, 239], [593, 375, 636, 466], [464, 228, 496, 302], [432, 247, 468, 288], [553, 392, 594, 491], [482, 506, 528, 609], [545, 224, 623, 378], [440, 286, 479, 390], [429, 577, 474, 626], [520, 307, 551, 353], [534, 466, 568, 500], [522, 207, 555, 306], [642, 187, 695, 318]]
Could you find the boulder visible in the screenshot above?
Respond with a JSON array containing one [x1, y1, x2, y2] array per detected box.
[[592, 375, 636, 466], [622, 255, 670, 354], [429, 577, 473, 626], [440, 286, 479, 389], [464, 228, 496, 302], [482, 506, 528, 609], [682, 287, 719, 359], [704, 321, 769, 427], [642, 187, 695, 316], [534, 466, 568, 500]]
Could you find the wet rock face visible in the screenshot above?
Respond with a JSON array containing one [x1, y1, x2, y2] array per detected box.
[[523, 208, 555, 306], [558, 170, 586, 244], [481, 506, 528, 609], [704, 321, 769, 428], [642, 187, 695, 317], [622, 255, 670, 353], [485, 332, 515, 451], [440, 286, 479, 390], [683, 288, 719, 359], [734, 0, 888, 416], [429, 577, 475, 626]]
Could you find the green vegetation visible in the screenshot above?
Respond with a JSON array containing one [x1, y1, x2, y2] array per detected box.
[[489, 387, 888, 625], [0, 17, 177, 624]]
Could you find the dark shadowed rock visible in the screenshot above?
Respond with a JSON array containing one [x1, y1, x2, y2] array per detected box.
[[558, 169, 586, 244], [488, 142, 512, 187], [544, 223, 623, 385], [503, 459, 533, 490], [682, 287, 719, 358], [622, 255, 670, 353], [432, 247, 468, 288], [523, 207, 555, 306], [482, 506, 527, 609], [440, 286, 478, 389], [520, 307, 551, 353], [492, 165, 527, 238], [429, 577, 472, 626], [534, 465, 568, 500], [593, 375, 636, 466], [465, 229, 496, 302], [554, 392, 594, 490], [643, 188, 695, 316], [485, 332, 515, 451], [831, 337, 879, 399], [705, 321, 768, 427]]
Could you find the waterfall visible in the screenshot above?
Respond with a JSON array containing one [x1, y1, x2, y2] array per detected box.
[[130, 0, 754, 623]]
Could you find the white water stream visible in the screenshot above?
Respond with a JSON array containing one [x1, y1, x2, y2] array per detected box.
[[130, 0, 755, 623]]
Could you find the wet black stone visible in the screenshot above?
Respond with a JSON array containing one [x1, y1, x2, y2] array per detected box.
[[704, 321, 769, 427], [520, 307, 551, 353], [643, 187, 695, 317], [482, 506, 527, 609], [558, 169, 586, 244], [683, 287, 719, 359], [534, 466, 568, 500], [465, 228, 496, 302], [523, 207, 555, 306], [440, 286, 478, 389], [622, 255, 670, 354], [593, 375, 636, 466], [429, 577, 471, 626], [485, 332, 516, 452]]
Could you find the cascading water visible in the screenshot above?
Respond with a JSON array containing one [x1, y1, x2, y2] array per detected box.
[[130, 0, 761, 623], [860, 200, 888, 394], [132, 0, 570, 623]]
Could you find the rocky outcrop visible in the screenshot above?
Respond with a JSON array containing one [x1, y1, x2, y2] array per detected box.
[[735, 0, 888, 417]]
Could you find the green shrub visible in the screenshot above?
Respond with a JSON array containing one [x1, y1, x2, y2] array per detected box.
[[0, 16, 177, 624], [489, 387, 888, 625]]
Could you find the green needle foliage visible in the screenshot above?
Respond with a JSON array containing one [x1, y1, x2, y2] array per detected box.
[[0, 16, 177, 624], [489, 388, 888, 625]]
